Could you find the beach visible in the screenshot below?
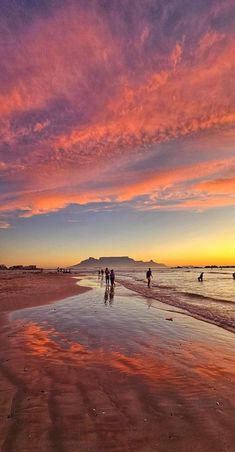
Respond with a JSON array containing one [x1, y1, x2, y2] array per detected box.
[[0, 273, 235, 451], [0, 271, 90, 314]]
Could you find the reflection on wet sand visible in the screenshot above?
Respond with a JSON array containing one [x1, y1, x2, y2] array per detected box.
[[10, 320, 235, 388], [104, 286, 115, 306], [1, 277, 235, 451]]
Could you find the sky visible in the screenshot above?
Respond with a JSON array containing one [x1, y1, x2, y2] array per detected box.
[[0, 0, 235, 267]]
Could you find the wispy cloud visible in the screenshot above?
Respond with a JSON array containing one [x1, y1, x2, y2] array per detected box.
[[1, 0, 235, 221]]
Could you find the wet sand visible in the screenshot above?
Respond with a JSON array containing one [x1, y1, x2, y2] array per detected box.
[[0, 276, 235, 451], [0, 271, 90, 314]]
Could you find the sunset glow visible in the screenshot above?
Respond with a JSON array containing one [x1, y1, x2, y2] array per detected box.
[[0, 0, 235, 266]]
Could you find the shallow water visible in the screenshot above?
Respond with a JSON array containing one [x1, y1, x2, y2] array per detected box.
[[6, 277, 235, 451], [116, 267, 235, 331], [119, 267, 235, 301], [10, 276, 235, 365]]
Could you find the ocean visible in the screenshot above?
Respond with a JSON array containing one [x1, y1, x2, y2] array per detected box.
[[114, 267, 235, 332]]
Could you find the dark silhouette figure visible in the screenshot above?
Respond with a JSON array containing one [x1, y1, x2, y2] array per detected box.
[[198, 272, 204, 281], [101, 269, 104, 279], [233, 272, 235, 279], [146, 268, 152, 288], [105, 267, 110, 285], [110, 269, 115, 287], [98, 269, 101, 279]]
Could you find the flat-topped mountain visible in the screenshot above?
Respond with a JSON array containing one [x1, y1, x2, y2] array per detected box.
[[71, 256, 165, 268]]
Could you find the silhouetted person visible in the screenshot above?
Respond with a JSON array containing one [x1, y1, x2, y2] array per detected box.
[[98, 269, 101, 278], [101, 269, 104, 279], [110, 269, 115, 287], [198, 272, 204, 281], [146, 268, 152, 288], [105, 267, 110, 285], [233, 272, 235, 279]]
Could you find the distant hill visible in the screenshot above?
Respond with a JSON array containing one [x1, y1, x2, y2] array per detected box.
[[71, 256, 165, 268]]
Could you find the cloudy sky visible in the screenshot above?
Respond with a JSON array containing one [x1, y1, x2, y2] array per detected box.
[[0, 0, 235, 266]]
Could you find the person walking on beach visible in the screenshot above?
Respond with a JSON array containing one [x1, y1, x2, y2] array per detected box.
[[110, 269, 115, 287], [101, 269, 104, 279], [233, 272, 235, 279], [198, 272, 204, 282], [146, 268, 152, 288], [105, 267, 110, 285]]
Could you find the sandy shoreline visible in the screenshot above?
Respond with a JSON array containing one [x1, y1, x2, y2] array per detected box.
[[0, 271, 91, 451], [0, 274, 235, 451], [0, 271, 90, 315]]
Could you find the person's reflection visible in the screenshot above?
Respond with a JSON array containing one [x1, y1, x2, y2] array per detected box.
[[147, 298, 152, 309], [104, 287, 109, 305], [109, 286, 115, 305]]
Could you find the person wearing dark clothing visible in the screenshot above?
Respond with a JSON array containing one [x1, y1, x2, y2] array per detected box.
[[101, 269, 104, 279], [233, 272, 235, 279], [110, 269, 115, 287], [105, 267, 110, 285], [198, 272, 204, 281], [146, 268, 152, 288]]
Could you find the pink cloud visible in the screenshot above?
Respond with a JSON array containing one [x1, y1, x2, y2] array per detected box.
[[0, 0, 235, 220], [194, 177, 235, 194], [1, 156, 234, 218]]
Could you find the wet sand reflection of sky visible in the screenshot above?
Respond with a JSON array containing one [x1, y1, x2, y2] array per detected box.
[[9, 278, 235, 386], [3, 277, 235, 452]]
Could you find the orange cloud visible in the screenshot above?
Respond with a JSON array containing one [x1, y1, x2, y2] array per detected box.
[[116, 159, 235, 202], [195, 178, 235, 194], [1, 157, 234, 218], [1, 0, 235, 220], [53, 34, 235, 159]]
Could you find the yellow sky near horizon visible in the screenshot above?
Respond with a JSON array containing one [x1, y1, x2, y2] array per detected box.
[[2, 235, 235, 268]]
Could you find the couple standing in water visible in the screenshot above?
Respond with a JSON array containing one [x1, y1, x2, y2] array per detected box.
[[105, 268, 115, 287], [103, 268, 115, 306]]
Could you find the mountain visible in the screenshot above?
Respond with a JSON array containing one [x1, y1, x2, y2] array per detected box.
[[71, 256, 165, 268]]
